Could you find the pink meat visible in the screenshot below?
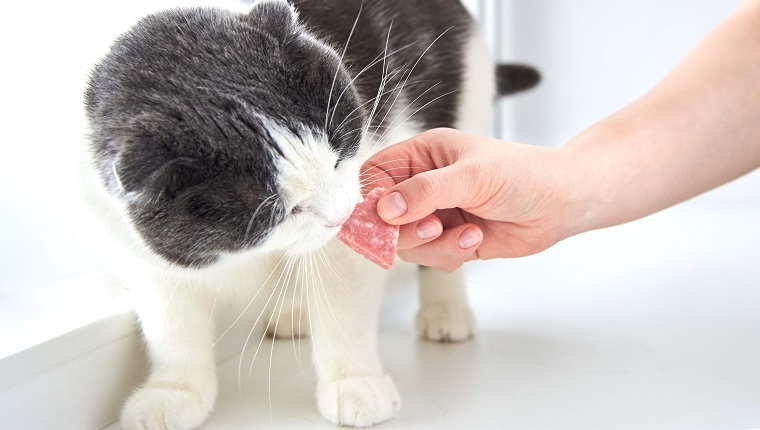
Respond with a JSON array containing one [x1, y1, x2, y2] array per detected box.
[[338, 187, 399, 270]]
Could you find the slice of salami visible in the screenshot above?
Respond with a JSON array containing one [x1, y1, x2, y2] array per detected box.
[[338, 187, 399, 270]]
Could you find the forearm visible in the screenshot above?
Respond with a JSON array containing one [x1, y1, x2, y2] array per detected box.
[[562, 1, 760, 237]]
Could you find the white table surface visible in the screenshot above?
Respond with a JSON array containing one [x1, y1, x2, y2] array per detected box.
[[168, 197, 760, 430]]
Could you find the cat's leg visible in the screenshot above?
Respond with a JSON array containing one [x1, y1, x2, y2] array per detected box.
[[120, 271, 217, 430], [411, 15, 485, 345], [265, 273, 311, 339], [310, 241, 400, 427], [416, 266, 476, 342]]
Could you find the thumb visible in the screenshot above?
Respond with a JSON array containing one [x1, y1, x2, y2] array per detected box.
[[376, 163, 479, 225]]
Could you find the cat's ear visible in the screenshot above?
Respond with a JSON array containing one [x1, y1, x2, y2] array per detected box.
[[248, 0, 300, 39], [114, 140, 206, 200]]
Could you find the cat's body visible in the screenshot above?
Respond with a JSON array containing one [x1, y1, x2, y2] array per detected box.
[[85, 1, 538, 428]]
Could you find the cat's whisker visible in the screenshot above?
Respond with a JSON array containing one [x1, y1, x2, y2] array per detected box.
[[376, 90, 460, 150], [207, 253, 288, 358], [335, 123, 379, 143], [237, 254, 293, 395], [337, 102, 415, 142], [359, 175, 420, 186], [264, 255, 299, 420], [369, 26, 453, 145], [314, 246, 347, 283], [331, 79, 429, 140], [296, 255, 307, 371], [243, 194, 277, 244], [359, 165, 427, 182], [359, 158, 414, 175], [162, 276, 183, 316], [360, 175, 424, 189], [367, 65, 411, 136], [332, 127, 363, 144], [333, 69, 429, 133], [336, 79, 416, 140], [324, 1, 363, 134], [364, 166, 430, 179], [370, 81, 443, 154], [318, 248, 354, 292], [372, 81, 443, 152], [363, 19, 394, 138], [253, 253, 297, 378], [328, 44, 409, 132], [373, 35, 413, 127], [360, 177, 412, 186], [313, 252, 351, 344], [360, 171, 428, 184], [307, 253, 337, 354], [263, 282, 289, 417], [313, 252, 364, 358], [289, 255, 303, 370], [328, 39, 419, 134], [305, 252, 323, 375], [327, 50, 386, 136], [206, 279, 222, 331], [320, 242, 350, 278], [369, 67, 414, 143]]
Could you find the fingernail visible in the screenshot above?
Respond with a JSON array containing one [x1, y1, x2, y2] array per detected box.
[[377, 192, 407, 220], [416, 218, 442, 239], [458, 228, 482, 249]]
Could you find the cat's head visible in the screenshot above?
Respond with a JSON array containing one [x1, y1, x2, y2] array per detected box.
[[86, 2, 369, 267]]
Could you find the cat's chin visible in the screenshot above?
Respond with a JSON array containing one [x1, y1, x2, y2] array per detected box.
[[275, 226, 342, 255], [261, 214, 348, 255]]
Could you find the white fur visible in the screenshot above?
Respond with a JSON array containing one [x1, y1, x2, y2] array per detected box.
[[96, 12, 497, 430], [454, 26, 496, 132], [265, 121, 362, 253]]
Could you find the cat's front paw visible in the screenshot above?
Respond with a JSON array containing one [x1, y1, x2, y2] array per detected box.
[[416, 302, 476, 342], [317, 375, 401, 427], [120, 384, 215, 430]]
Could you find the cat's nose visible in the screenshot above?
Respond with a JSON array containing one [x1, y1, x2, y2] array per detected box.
[[326, 208, 352, 228]]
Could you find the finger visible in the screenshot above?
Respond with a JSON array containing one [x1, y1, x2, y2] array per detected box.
[[397, 215, 443, 250], [376, 164, 481, 225], [360, 140, 434, 193], [396, 224, 483, 271], [359, 128, 466, 194]]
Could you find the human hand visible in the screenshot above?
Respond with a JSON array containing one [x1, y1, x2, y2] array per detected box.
[[361, 128, 576, 271]]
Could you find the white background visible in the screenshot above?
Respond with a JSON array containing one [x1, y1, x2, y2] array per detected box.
[[1, 1, 759, 429]]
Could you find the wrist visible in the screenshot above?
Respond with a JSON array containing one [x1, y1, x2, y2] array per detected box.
[[553, 130, 614, 240]]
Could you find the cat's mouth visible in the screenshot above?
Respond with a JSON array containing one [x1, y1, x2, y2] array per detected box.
[[271, 215, 346, 255], [325, 211, 352, 228]]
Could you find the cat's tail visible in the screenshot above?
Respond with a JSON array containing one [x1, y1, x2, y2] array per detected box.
[[495, 64, 541, 96]]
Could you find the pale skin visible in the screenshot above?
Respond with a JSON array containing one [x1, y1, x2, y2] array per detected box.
[[362, 1, 760, 272]]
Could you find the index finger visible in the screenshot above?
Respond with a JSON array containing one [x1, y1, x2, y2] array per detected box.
[[359, 128, 464, 194], [360, 143, 434, 195]]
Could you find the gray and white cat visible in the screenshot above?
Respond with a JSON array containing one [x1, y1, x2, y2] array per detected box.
[[84, 0, 538, 428]]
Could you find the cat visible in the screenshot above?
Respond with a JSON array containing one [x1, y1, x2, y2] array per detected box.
[[84, 0, 539, 428]]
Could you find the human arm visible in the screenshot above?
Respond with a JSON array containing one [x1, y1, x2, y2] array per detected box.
[[564, 0, 760, 236], [362, 1, 760, 271]]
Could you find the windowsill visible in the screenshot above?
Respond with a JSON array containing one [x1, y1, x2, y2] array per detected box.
[[0, 272, 128, 361], [0, 272, 140, 430]]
